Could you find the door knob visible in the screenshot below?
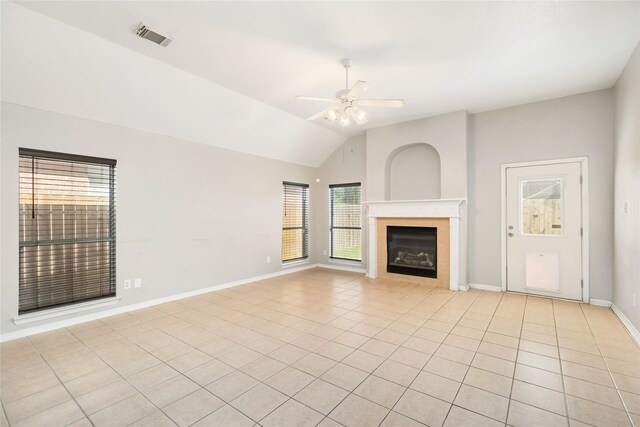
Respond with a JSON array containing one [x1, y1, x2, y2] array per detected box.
[[508, 232, 514, 237]]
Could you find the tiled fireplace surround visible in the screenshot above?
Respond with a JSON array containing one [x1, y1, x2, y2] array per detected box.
[[364, 111, 470, 292], [366, 200, 466, 291]]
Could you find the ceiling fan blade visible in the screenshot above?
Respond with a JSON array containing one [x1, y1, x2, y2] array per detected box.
[[356, 99, 405, 108], [306, 107, 335, 121], [346, 81, 369, 99], [296, 96, 338, 103]]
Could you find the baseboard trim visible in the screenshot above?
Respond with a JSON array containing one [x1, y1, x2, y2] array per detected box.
[[468, 283, 502, 292], [589, 299, 612, 307], [611, 303, 640, 346], [318, 263, 367, 274], [0, 263, 319, 343]]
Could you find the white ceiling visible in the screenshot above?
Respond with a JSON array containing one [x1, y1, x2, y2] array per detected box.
[[17, 1, 640, 137], [2, 2, 346, 167]]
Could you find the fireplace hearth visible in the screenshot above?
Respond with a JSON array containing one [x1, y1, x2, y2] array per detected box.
[[387, 226, 437, 278]]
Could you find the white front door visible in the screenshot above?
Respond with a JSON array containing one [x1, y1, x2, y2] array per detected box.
[[506, 162, 583, 300]]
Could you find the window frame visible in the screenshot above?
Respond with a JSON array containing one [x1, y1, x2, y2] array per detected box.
[[281, 181, 309, 263], [329, 182, 362, 262], [18, 148, 117, 314]]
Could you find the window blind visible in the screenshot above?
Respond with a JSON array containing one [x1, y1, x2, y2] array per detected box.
[[282, 182, 309, 262], [18, 148, 116, 314], [330, 183, 362, 261]]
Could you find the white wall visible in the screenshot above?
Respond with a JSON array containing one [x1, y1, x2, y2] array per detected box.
[[468, 90, 615, 299], [388, 144, 441, 201], [0, 103, 319, 335], [314, 136, 367, 267], [613, 43, 640, 330]]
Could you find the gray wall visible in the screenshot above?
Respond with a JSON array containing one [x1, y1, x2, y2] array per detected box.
[[613, 43, 640, 330], [468, 90, 615, 300], [1, 89, 621, 336], [1, 102, 319, 335], [388, 144, 441, 201], [314, 136, 367, 267], [366, 111, 468, 201]]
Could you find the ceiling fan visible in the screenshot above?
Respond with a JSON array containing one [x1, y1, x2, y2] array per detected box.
[[296, 58, 405, 127]]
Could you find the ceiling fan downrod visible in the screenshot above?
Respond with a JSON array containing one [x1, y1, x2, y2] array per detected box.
[[341, 58, 353, 91]]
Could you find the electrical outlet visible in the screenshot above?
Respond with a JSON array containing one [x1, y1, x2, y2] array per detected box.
[[323, 250, 327, 256], [266, 256, 271, 263], [134, 278, 142, 289], [124, 279, 131, 290]]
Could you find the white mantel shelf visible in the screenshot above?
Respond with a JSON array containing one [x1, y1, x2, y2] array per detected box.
[[366, 199, 465, 219], [365, 199, 466, 292]]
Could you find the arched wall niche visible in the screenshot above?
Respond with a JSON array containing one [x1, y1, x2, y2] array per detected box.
[[385, 143, 442, 200]]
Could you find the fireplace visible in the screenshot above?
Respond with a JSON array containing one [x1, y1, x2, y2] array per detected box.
[[386, 226, 437, 278]]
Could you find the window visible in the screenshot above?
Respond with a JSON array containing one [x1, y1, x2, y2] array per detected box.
[[520, 178, 563, 236], [282, 182, 309, 262], [330, 183, 362, 261], [19, 149, 116, 313]]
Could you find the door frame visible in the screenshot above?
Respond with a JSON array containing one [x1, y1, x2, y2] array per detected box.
[[500, 157, 589, 303]]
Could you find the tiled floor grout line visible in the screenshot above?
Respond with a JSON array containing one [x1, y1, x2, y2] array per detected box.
[[98, 306, 330, 426], [1, 403, 9, 427], [61, 306, 292, 426], [579, 304, 637, 427], [81, 295, 617, 427], [376, 289, 495, 427], [304, 285, 450, 427], [194, 276, 422, 426], [551, 299, 572, 427], [246, 280, 427, 426], [28, 350, 96, 427], [226, 280, 438, 426], [504, 295, 529, 427], [4, 272, 639, 427], [63, 325, 181, 427], [122, 275, 374, 426], [8, 289, 553, 427], [135, 291, 362, 426], [371, 294, 462, 426], [433, 291, 507, 427], [270, 286, 446, 427]]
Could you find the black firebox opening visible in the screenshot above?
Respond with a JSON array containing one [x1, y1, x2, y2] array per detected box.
[[387, 226, 437, 278]]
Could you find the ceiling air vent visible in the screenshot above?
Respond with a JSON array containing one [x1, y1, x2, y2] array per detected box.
[[135, 24, 172, 47]]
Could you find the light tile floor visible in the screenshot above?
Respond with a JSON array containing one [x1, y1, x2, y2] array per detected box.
[[1, 268, 639, 427]]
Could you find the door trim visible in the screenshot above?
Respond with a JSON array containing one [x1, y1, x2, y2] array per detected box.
[[501, 157, 589, 303]]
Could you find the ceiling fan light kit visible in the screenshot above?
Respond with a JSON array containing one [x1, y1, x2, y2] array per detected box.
[[296, 58, 405, 127]]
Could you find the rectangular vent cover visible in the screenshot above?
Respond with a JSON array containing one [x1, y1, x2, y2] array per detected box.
[[136, 24, 171, 47]]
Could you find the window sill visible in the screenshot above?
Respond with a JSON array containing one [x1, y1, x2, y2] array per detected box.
[[13, 297, 121, 325], [282, 259, 310, 269], [329, 258, 363, 267]]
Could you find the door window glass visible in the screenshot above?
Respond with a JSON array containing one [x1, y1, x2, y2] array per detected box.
[[521, 178, 563, 236]]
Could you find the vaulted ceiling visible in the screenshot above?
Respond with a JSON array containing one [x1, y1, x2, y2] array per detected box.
[[3, 1, 639, 164]]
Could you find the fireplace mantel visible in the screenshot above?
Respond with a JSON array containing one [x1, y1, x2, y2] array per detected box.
[[367, 199, 464, 219], [365, 199, 466, 291]]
